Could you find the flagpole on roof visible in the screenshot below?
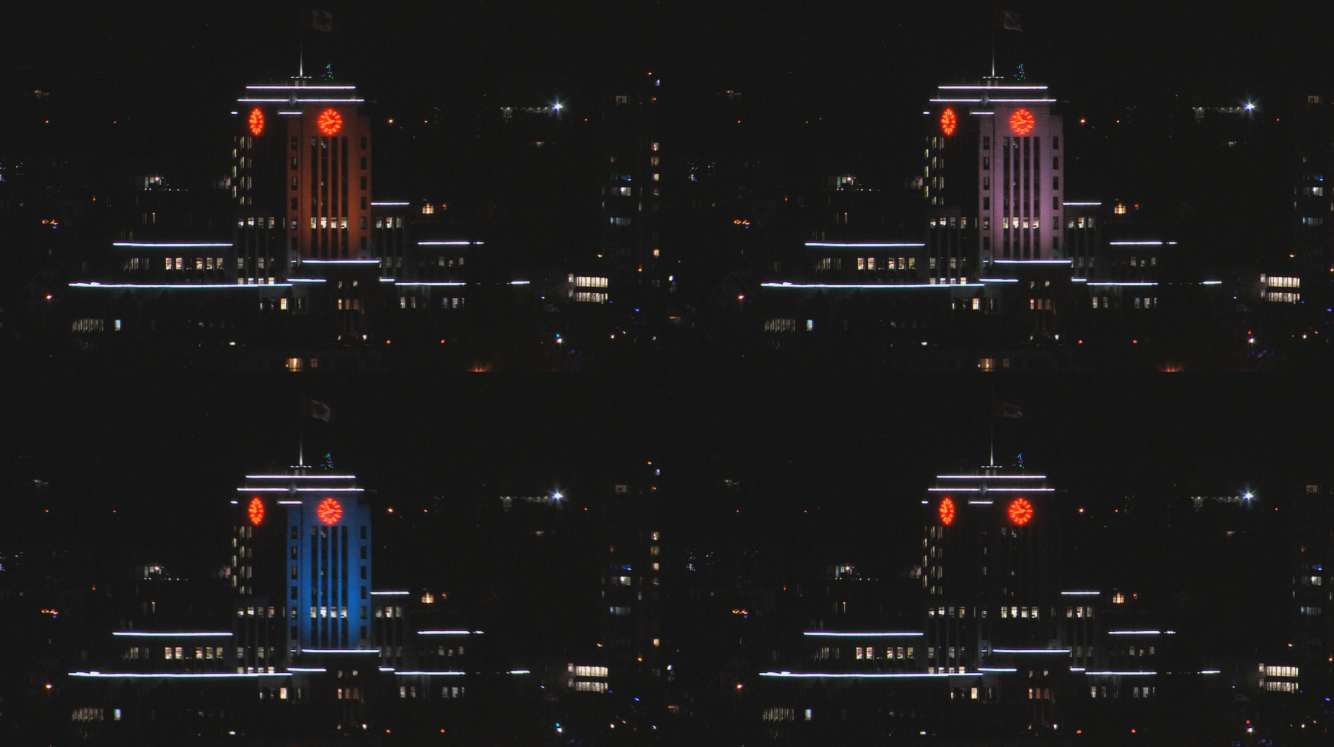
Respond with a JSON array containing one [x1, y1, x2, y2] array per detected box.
[[298, 394, 305, 468]]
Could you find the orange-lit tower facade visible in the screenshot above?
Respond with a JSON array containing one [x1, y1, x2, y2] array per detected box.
[[232, 82, 373, 282]]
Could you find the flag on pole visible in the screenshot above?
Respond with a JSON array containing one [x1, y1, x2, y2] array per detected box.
[[994, 8, 1023, 32], [302, 7, 335, 33], [302, 398, 335, 423], [992, 400, 1026, 419]]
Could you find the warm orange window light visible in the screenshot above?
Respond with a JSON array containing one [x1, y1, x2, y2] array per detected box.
[[1008, 497, 1034, 525], [248, 496, 264, 525], [318, 498, 343, 525], [1010, 108, 1035, 136], [248, 108, 264, 136], [940, 108, 957, 136], [939, 497, 956, 526], [317, 109, 343, 136]]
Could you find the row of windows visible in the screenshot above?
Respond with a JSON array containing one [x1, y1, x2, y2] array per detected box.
[[162, 646, 228, 660], [854, 646, 915, 660]]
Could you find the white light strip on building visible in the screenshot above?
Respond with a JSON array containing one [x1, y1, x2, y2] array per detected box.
[[1083, 671, 1157, 677], [370, 591, 410, 596], [418, 241, 480, 246], [1202, 280, 1223, 285], [397, 282, 466, 287], [1060, 591, 1100, 596], [237, 98, 365, 103], [968, 500, 994, 505], [992, 648, 1071, 654], [236, 487, 364, 493], [930, 98, 1056, 104], [300, 649, 381, 654], [993, 259, 1072, 265], [980, 278, 1020, 283], [300, 259, 380, 265], [277, 500, 301, 505], [395, 671, 467, 676], [1088, 282, 1157, 287], [1070, 667, 1086, 672], [509, 280, 531, 285], [762, 282, 983, 289], [1201, 669, 1222, 675], [278, 111, 302, 115], [379, 278, 396, 283], [979, 667, 1018, 672], [288, 278, 326, 283], [230, 500, 238, 505], [112, 631, 232, 638], [112, 242, 233, 248], [937, 475, 1047, 480], [246, 85, 357, 90], [418, 630, 473, 636], [245, 475, 357, 480], [288, 667, 327, 673], [1108, 630, 1162, 636], [803, 631, 923, 638], [938, 85, 1049, 91], [379, 667, 396, 672], [71, 672, 290, 679], [71, 282, 292, 289], [509, 670, 532, 674], [1063, 202, 1102, 207], [1109, 241, 1176, 246], [803, 242, 925, 248], [1072, 278, 1089, 283], [760, 671, 980, 679], [371, 201, 411, 206]]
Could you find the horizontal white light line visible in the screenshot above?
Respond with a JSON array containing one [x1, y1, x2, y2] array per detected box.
[[509, 670, 532, 674], [979, 667, 1018, 672], [112, 242, 232, 248], [379, 667, 396, 672], [418, 241, 483, 246], [1070, 667, 1086, 672], [1060, 591, 1100, 596], [1072, 278, 1089, 282], [804, 631, 923, 638], [993, 259, 1072, 265], [1088, 282, 1157, 287], [395, 670, 467, 676], [930, 98, 1056, 103], [980, 278, 1019, 283], [245, 475, 357, 480], [288, 278, 326, 283], [1063, 202, 1102, 206], [1202, 280, 1223, 285], [1084, 671, 1156, 677], [927, 487, 1054, 492], [379, 277, 396, 282], [288, 667, 327, 673], [113, 631, 232, 638], [510, 280, 530, 285], [968, 500, 994, 505], [246, 85, 357, 90], [238, 98, 364, 103], [371, 591, 410, 596], [300, 259, 380, 265], [278, 111, 301, 115], [992, 649, 1071, 654], [1200, 669, 1221, 675], [71, 672, 290, 679], [804, 242, 925, 248], [397, 282, 465, 287], [937, 475, 1047, 480], [371, 201, 411, 206], [1109, 241, 1176, 246], [971, 112, 995, 116], [760, 671, 980, 679], [418, 630, 474, 636], [1108, 630, 1162, 636], [938, 85, 1049, 91], [71, 283, 291, 289], [301, 649, 380, 654], [277, 500, 301, 505], [762, 282, 982, 289], [237, 487, 363, 492]]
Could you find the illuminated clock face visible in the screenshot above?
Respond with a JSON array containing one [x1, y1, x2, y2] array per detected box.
[[940, 108, 957, 136], [317, 109, 343, 136], [248, 108, 264, 136], [1008, 497, 1034, 525], [317, 498, 343, 525], [939, 497, 956, 526], [1010, 108, 1035, 136], [248, 496, 264, 525]]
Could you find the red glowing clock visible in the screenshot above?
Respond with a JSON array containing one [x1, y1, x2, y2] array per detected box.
[[939, 497, 956, 526], [1010, 108, 1035, 136], [1008, 497, 1034, 526], [317, 498, 343, 525], [940, 108, 957, 136], [248, 496, 264, 525], [248, 108, 264, 136], [317, 109, 343, 136]]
